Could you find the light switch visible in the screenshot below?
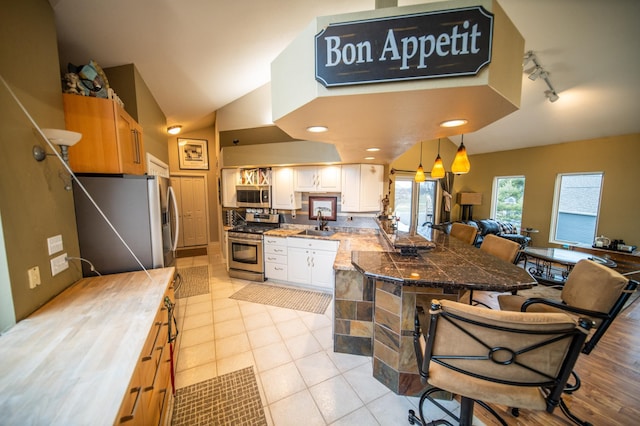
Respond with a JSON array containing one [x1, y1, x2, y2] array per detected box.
[[47, 235, 63, 255]]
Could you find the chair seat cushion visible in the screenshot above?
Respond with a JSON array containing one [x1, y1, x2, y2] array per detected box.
[[428, 363, 548, 411]]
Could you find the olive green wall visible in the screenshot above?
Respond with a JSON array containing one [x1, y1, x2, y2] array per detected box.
[[104, 64, 169, 165], [0, 0, 82, 329], [454, 133, 640, 246]]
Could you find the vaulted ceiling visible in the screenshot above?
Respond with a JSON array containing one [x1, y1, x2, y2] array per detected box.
[[50, 0, 640, 162]]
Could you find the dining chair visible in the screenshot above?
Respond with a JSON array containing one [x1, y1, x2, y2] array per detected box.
[[466, 234, 523, 308], [408, 299, 592, 426], [498, 259, 637, 398], [449, 222, 478, 245]]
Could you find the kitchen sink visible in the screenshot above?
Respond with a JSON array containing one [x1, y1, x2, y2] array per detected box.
[[296, 229, 336, 237]]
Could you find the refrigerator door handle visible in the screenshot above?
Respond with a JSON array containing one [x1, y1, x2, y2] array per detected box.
[[168, 186, 180, 251]]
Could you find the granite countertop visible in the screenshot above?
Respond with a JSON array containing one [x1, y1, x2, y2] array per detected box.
[[352, 230, 536, 292]]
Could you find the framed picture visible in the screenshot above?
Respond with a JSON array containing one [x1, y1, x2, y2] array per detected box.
[[309, 196, 337, 221], [178, 138, 209, 170]]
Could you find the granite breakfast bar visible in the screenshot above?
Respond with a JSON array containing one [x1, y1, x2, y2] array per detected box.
[[334, 227, 537, 396]]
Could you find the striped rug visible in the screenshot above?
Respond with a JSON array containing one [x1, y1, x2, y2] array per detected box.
[[175, 265, 209, 299], [230, 283, 332, 314]]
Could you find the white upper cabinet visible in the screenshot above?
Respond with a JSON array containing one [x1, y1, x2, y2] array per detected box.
[[294, 166, 341, 192], [221, 168, 240, 207], [272, 167, 302, 209], [341, 164, 384, 212]]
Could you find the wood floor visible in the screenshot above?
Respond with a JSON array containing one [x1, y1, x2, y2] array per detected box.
[[465, 289, 640, 426]]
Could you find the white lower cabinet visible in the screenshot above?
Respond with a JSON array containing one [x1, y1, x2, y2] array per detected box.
[[286, 237, 338, 291], [264, 236, 288, 281]]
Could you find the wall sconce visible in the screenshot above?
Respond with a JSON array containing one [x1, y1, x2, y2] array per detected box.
[[430, 138, 445, 179], [414, 141, 425, 182], [451, 135, 470, 174], [32, 128, 82, 164], [167, 125, 182, 135]]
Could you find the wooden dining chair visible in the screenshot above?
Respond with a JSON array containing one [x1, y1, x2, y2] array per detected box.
[[449, 222, 478, 245]]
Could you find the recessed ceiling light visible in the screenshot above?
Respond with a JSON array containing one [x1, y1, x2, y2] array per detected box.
[[167, 125, 182, 135], [440, 119, 468, 128], [364, 156, 375, 160], [366, 147, 380, 152], [306, 126, 328, 133]]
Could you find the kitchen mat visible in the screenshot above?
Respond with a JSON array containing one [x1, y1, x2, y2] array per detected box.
[[230, 283, 332, 314], [172, 366, 267, 426], [175, 265, 210, 299]]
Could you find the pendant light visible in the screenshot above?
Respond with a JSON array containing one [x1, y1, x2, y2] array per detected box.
[[451, 134, 470, 174], [430, 139, 445, 179], [414, 141, 426, 182]]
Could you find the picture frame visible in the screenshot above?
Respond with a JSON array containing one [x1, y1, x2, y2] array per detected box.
[[178, 138, 209, 170], [309, 196, 337, 221]]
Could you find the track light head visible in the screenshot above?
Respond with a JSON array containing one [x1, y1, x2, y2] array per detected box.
[[545, 90, 559, 103], [528, 66, 542, 81]]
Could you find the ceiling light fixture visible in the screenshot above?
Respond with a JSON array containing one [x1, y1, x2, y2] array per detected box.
[[451, 135, 470, 175], [430, 138, 445, 179], [414, 141, 425, 182], [366, 147, 380, 152], [167, 125, 182, 135], [524, 50, 560, 103], [440, 119, 468, 128], [306, 125, 328, 133]]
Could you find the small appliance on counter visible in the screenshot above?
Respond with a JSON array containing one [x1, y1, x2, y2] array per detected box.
[[593, 235, 636, 253]]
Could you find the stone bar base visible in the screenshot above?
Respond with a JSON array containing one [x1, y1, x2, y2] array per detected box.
[[334, 270, 374, 356]]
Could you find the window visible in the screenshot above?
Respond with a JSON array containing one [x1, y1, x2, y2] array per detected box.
[[491, 176, 526, 229], [393, 176, 438, 232], [551, 173, 603, 245]]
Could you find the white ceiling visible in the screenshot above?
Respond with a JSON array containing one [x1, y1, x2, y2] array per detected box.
[[49, 0, 640, 160]]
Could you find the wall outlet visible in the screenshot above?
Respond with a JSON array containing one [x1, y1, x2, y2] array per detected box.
[[47, 234, 63, 255], [50, 253, 69, 276], [28, 266, 41, 289]]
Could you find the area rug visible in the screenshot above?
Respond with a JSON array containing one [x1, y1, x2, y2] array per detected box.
[[172, 366, 267, 426], [175, 265, 210, 299], [230, 283, 332, 314]]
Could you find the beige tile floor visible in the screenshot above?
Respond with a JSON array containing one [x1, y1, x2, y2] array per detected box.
[[172, 246, 463, 425]]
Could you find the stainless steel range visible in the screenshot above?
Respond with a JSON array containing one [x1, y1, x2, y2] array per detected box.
[[227, 212, 280, 281]]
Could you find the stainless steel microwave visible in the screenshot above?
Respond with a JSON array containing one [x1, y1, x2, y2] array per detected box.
[[236, 185, 271, 208]]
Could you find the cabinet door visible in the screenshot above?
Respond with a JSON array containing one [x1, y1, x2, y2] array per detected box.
[[221, 169, 239, 207], [341, 165, 361, 212], [318, 166, 342, 191], [287, 247, 311, 284], [310, 249, 337, 290], [272, 167, 301, 209], [359, 164, 384, 212], [117, 107, 145, 175], [294, 167, 317, 192]]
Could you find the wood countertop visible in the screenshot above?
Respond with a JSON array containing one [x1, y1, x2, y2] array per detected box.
[[0, 267, 175, 425]]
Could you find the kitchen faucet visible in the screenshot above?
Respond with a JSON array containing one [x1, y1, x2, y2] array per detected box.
[[317, 209, 328, 231]]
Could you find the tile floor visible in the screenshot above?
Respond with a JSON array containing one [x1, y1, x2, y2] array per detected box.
[[172, 246, 465, 426]]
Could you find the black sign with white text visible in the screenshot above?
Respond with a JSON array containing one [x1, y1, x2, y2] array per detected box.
[[315, 7, 493, 87]]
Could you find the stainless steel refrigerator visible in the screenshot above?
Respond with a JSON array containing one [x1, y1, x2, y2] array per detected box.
[[72, 174, 179, 276]]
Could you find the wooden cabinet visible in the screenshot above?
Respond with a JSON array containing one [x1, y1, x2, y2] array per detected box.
[[116, 279, 176, 425], [272, 167, 302, 210], [287, 237, 338, 290], [294, 166, 342, 192], [341, 164, 384, 212], [63, 93, 145, 174], [221, 168, 240, 207], [264, 236, 288, 281]]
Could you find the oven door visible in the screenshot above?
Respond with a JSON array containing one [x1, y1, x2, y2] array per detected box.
[[228, 233, 264, 275]]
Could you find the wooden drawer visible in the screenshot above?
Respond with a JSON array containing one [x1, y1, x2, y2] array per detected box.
[[264, 236, 287, 246], [116, 368, 144, 425], [265, 244, 287, 256], [266, 262, 288, 280]]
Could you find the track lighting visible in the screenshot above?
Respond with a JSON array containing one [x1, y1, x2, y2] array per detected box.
[[523, 50, 560, 103]]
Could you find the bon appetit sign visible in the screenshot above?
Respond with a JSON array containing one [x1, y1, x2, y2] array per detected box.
[[315, 7, 493, 87]]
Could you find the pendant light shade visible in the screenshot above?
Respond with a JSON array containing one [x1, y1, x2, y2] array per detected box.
[[415, 141, 426, 182], [451, 135, 471, 174], [430, 139, 445, 179]]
